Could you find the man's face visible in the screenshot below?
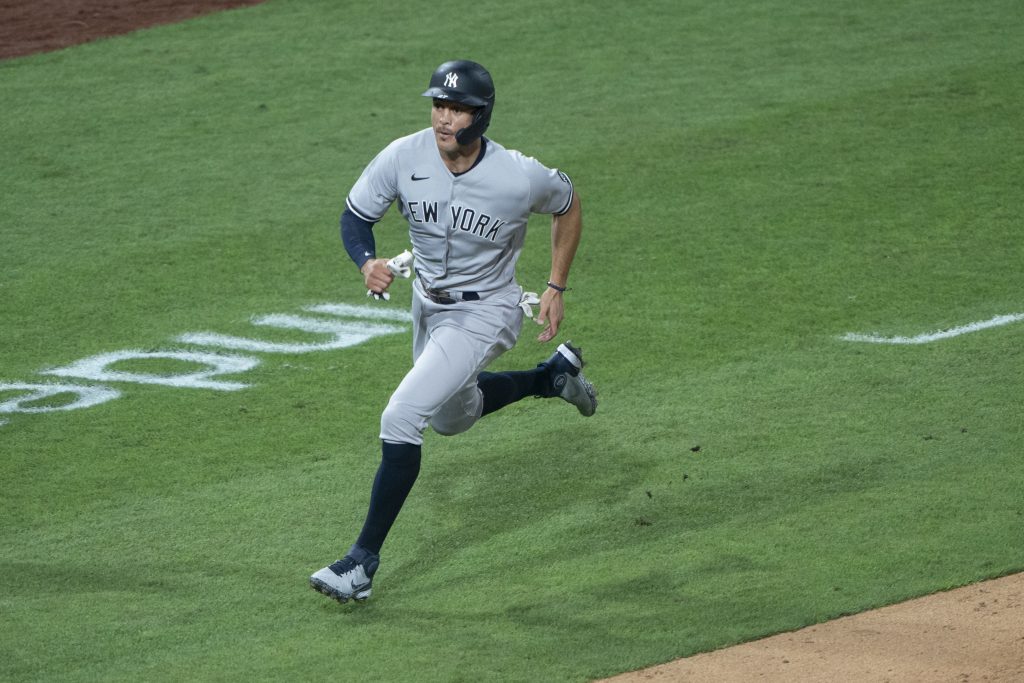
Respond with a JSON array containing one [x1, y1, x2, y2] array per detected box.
[[431, 98, 477, 154]]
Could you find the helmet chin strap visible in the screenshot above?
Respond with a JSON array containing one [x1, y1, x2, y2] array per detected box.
[[454, 106, 491, 145]]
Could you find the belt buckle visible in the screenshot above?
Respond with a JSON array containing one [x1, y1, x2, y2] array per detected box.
[[427, 288, 457, 305]]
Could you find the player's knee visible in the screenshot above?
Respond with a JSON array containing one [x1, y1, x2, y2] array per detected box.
[[429, 413, 474, 437], [380, 401, 425, 445], [428, 400, 478, 437]]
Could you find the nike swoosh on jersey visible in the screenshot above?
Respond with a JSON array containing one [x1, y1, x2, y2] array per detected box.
[[411, 173, 430, 181]]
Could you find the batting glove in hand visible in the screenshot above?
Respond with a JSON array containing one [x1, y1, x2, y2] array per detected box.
[[518, 291, 541, 318], [367, 250, 414, 301]]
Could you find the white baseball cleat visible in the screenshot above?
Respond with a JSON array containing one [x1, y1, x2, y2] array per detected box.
[[539, 340, 597, 417], [310, 545, 380, 603]]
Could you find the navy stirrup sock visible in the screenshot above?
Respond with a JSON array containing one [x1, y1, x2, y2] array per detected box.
[[477, 369, 547, 416], [355, 441, 422, 555]]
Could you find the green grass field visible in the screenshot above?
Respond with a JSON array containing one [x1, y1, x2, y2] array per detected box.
[[2, 0, 1022, 680]]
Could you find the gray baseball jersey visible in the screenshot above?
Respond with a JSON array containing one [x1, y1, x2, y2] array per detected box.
[[345, 128, 574, 292]]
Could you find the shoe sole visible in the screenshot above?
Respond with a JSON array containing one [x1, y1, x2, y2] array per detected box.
[[310, 577, 372, 603], [564, 373, 597, 416], [556, 341, 596, 416]]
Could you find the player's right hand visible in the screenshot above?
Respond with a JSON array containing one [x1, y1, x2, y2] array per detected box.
[[361, 258, 395, 297]]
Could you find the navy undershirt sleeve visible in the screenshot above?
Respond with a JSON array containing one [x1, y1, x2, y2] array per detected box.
[[340, 207, 377, 270]]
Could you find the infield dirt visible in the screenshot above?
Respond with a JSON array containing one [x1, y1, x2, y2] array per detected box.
[[603, 572, 1024, 682], [0, 0, 266, 60], [3, 2, 1022, 681]]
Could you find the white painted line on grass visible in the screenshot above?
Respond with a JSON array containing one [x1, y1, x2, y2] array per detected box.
[[305, 302, 413, 322], [1, 301, 411, 425], [177, 315, 407, 354], [0, 382, 122, 414], [841, 312, 1024, 345], [42, 350, 260, 390]]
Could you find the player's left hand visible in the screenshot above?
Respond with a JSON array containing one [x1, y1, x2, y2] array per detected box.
[[536, 288, 564, 342]]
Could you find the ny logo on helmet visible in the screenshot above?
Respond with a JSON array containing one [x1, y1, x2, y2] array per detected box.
[[444, 72, 459, 88]]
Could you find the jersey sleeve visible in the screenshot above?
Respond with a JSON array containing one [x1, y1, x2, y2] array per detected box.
[[510, 151, 575, 216], [345, 140, 401, 222]]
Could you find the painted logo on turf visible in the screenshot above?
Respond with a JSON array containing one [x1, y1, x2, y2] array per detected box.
[[0, 303, 412, 427]]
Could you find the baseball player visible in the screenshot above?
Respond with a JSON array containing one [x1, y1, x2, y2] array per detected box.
[[310, 60, 596, 603]]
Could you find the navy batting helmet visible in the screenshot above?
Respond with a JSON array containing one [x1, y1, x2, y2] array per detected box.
[[422, 60, 495, 145]]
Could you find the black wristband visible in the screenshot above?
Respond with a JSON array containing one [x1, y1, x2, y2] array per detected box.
[[546, 281, 568, 293]]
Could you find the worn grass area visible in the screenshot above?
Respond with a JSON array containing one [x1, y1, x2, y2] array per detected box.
[[2, 0, 1022, 680]]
